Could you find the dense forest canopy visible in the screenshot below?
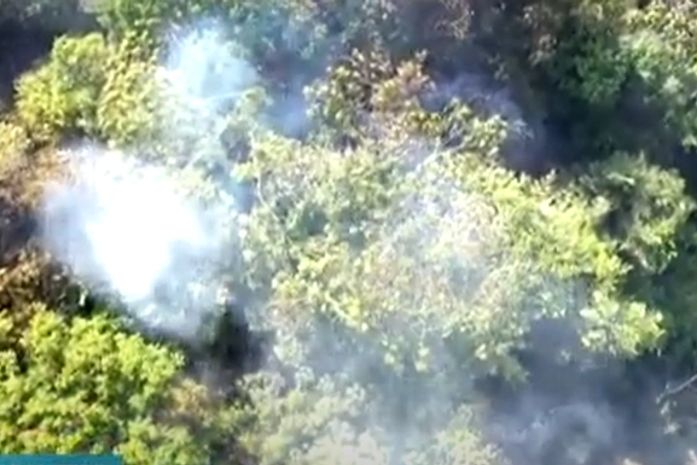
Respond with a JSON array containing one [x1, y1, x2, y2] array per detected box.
[[5, 0, 697, 464]]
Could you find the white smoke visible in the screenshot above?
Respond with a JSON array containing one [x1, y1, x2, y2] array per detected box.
[[41, 147, 232, 338], [163, 24, 258, 112], [38, 24, 258, 338], [84, 155, 204, 301]]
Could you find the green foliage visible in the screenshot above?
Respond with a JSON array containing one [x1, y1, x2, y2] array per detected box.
[[240, 59, 664, 381], [306, 50, 437, 144], [622, 1, 697, 147], [93, 0, 330, 64], [552, 28, 630, 105], [231, 369, 368, 465], [0, 120, 31, 176], [93, 0, 222, 38], [91, 0, 178, 36], [17, 33, 158, 144], [648, 241, 697, 367], [16, 34, 110, 142], [288, 421, 390, 465], [15, 32, 161, 146], [582, 153, 694, 274], [0, 251, 78, 351], [229, 368, 500, 465], [405, 407, 507, 465], [96, 32, 161, 146], [0, 306, 233, 464]]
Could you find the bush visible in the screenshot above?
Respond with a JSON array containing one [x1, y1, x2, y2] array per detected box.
[[0, 307, 235, 464], [16, 33, 109, 142]]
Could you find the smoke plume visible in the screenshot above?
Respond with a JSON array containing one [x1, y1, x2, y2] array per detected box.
[[40, 147, 234, 339], [39, 23, 257, 339]]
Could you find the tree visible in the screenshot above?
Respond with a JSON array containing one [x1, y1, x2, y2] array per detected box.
[[0, 306, 237, 464], [227, 368, 502, 465], [238, 54, 665, 386], [16, 32, 160, 145], [622, 0, 697, 148]]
